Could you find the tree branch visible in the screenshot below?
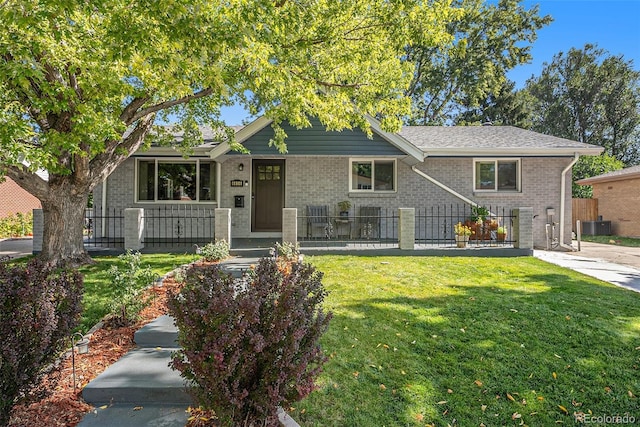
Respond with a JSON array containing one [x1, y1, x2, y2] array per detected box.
[[128, 88, 214, 124], [3, 164, 49, 201]]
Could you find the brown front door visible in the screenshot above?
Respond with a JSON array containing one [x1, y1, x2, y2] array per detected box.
[[252, 160, 285, 232]]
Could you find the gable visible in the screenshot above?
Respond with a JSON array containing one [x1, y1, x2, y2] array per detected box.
[[230, 117, 406, 156]]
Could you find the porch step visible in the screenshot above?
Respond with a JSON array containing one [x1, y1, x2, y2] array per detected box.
[[134, 315, 178, 348]]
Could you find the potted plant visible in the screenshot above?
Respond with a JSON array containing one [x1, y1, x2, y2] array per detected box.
[[496, 226, 507, 242], [454, 222, 473, 247], [470, 205, 489, 224], [337, 200, 351, 217]]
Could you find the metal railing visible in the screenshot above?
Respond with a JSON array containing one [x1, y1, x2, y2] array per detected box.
[[143, 206, 215, 248], [415, 204, 515, 247], [84, 207, 125, 249], [299, 205, 398, 247]]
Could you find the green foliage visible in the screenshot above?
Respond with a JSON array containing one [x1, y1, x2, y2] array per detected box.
[[169, 256, 332, 426], [526, 44, 640, 165], [580, 234, 640, 247], [0, 212, 33, 238], [572, 154, 624, 198], [470, 205, 489, 223], [406, 0, 551, 124], [198, 240, 230, 262], [0, 260, 83, 425], [0, 0, 457, 263], [271, 241, 301, 263], [105, 250, 158, 327]]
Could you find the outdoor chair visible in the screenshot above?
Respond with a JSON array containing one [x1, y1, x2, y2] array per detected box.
[[359, 206, 381, 239], [306, 205, 332, 238]]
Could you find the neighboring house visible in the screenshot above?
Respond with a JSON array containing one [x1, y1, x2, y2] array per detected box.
[[576, 165, 640, 238], [0, 176, 42, 218], [94, 116, 602, 249]]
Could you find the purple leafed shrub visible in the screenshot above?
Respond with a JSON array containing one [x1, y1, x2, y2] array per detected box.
[[0, 260, 83, 425], [169, 256, 332, 426]]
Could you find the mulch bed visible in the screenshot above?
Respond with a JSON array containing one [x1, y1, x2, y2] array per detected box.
[[8, 276, 185, 427]]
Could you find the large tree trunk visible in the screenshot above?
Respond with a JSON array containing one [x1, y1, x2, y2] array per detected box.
[[39, 182, 93, 267]]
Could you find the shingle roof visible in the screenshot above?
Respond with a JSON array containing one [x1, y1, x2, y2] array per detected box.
[[398, 125, 602, 155], [576, 165, 640, 185]]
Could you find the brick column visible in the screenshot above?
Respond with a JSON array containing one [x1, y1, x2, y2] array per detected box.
[[32, 209, 43, 253], [215, 208, 231, 244], [282, 208, 298, 246], [513, 207, 533, 250], [124, 208, 144, 250], [398, 208, 415, 250]]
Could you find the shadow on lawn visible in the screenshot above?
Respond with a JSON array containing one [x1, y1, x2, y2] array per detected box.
[[299, 272, 640, 426]]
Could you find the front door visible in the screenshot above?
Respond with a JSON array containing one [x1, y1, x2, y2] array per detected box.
[[252, 160, 285, 232]]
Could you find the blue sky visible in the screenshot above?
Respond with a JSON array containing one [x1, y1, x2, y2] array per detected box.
[[220, 0, 640, 125]]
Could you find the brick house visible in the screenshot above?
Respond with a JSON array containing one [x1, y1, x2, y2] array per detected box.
[[576, 165, 640, 237], [93, 116, 602, 249], [0, 176, 42, 218]]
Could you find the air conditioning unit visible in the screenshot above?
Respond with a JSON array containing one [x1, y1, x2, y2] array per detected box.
[[582, 220, 612, 236]]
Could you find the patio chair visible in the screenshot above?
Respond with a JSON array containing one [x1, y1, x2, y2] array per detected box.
[[306, 205, 332, 238], [359, 206, 381, 239]]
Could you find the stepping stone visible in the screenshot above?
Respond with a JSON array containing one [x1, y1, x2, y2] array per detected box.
[[77, 404, 189, 427]]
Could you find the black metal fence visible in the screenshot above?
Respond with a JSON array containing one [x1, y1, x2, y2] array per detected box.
[[144, 206, 215, 248], [84, 207, 125, 249], [299, 205, 399, 246], [415, 204, 515, 247]]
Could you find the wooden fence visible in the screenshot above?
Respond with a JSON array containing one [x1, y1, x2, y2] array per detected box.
[[572, 198, 598, 230]]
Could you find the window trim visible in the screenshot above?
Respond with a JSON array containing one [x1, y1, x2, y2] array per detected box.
[[473, 158, 521, 192], [349, 158, 397, 193], [134, 158, 217, 204]]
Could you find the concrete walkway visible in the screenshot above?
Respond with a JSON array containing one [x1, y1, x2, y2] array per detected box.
[[78, 256, 300, 427], [534, 247, 640, 294]]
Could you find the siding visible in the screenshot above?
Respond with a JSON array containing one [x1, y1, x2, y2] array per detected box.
[[232, 118, 405, 156]]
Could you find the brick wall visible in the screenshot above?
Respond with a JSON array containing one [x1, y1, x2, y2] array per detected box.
[[592, 177, 640, 237], [98, 155, 574, 248], [0, 177, 41, 218]]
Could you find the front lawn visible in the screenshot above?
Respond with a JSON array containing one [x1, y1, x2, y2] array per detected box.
[[295, 255, 640, 426], [79, 253, 198, 331]]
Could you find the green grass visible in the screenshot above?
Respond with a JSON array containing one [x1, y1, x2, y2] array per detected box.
[[78, 253, 198, 331], [294, 256, 640, 426], [580, 234, 640, 247]]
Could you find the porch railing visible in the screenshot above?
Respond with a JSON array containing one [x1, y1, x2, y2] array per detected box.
[[415, 204, 515, 247], [144, 206, 215, 248], [84, 207, 125, 249]]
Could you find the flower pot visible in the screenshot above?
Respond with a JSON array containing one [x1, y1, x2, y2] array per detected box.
[[455, 235, 469, 248], [497, 233, 507, 242]]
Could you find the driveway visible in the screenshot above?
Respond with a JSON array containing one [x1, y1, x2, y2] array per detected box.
[[534, 241, 640, 294], [0, 237, 33, 259], [572, 240, 640, 270]]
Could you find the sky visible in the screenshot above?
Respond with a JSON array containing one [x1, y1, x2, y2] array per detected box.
[[220, 0, 640, 125]]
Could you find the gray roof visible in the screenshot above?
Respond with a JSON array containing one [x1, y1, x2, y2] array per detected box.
[[398, 125, 602, 156], [577, 165, 640, 185]]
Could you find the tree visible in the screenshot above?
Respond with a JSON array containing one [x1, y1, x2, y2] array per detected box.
[[526, 44, 640, 165], [454, 79, 534, 127], [405, 0, 551, 125], [572, 154, 624, 198], [0, 1, 455, 265]]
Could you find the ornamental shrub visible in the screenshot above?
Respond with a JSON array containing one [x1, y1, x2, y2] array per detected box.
[[0, 260, 83, 425], [105, 250, 158, 327], [169, 255, 332, 426], [197, 239, 230, 262], [0, 212, 33, 238]]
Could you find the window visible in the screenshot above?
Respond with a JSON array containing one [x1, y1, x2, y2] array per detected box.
[[136, 159, 216, 202], [474, 159, 520, 192], [350, 159, 396, 192]]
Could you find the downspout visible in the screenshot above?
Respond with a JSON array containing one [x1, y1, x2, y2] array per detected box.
[[411, 165, 495, 216], [216, 161, 222, 207], [559, 153, 580, 251]]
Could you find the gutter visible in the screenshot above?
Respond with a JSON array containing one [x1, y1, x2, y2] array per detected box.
[[559, 153, 580, 251]]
